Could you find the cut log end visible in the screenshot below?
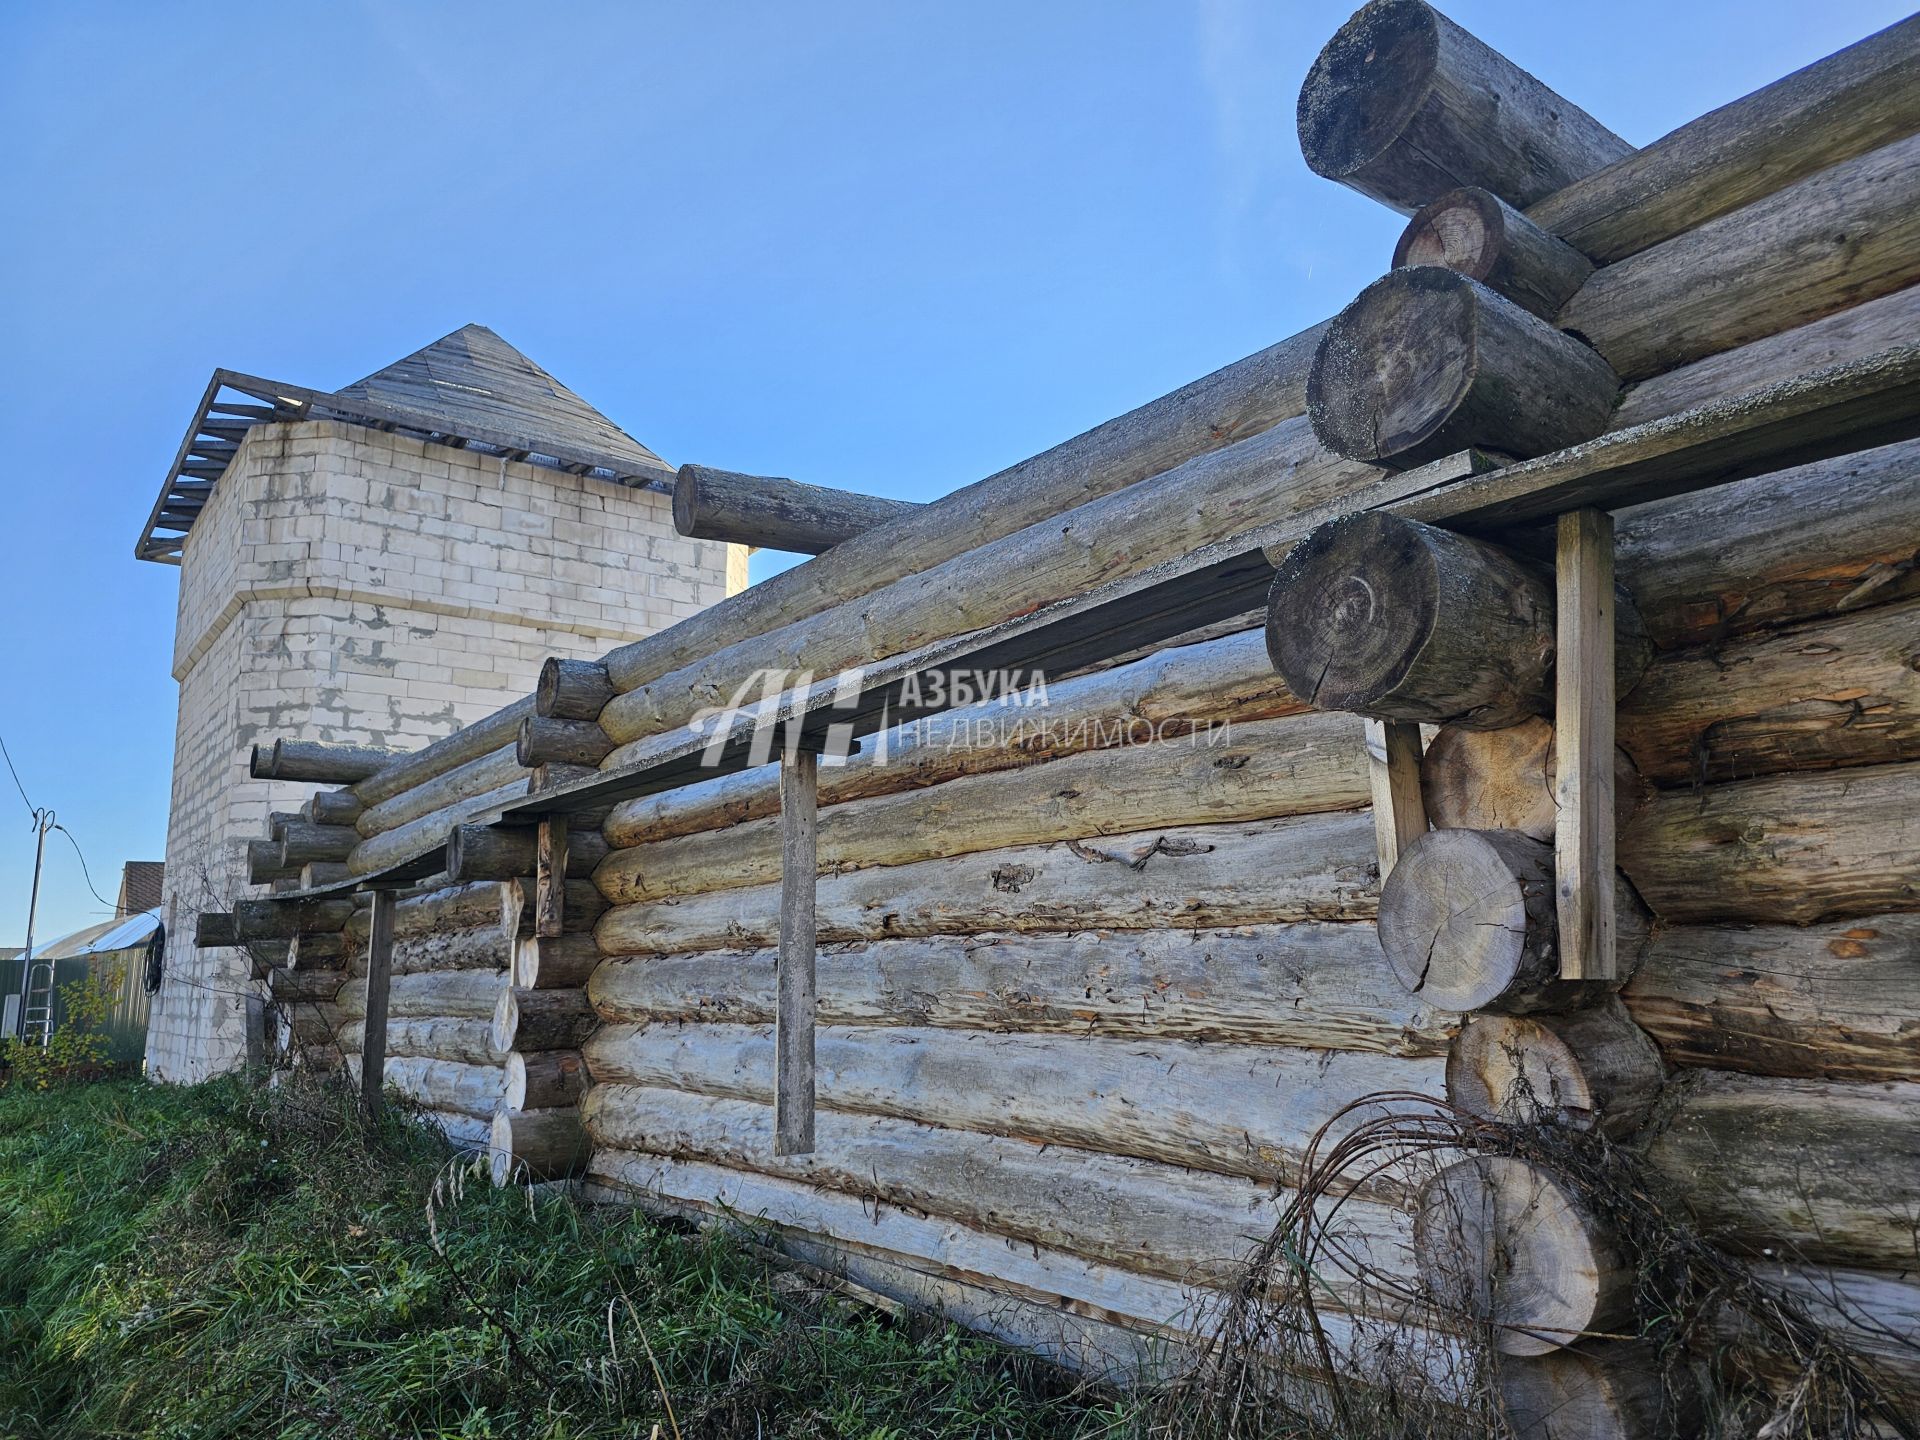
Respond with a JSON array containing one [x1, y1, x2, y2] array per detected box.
[[1422, 718, 1648, 841], [536, 658, 614, 722], [1500, 1341, 1700, 1440], [489, 1107, 591, 1188], [1394, 186, 1592, 319], [1414, 1155, 1630, 1356], [1447, 1001, 1665, 1138]]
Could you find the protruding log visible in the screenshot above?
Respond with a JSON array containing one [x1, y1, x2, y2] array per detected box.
[[334, 968, 505, 1022], [277, 820, 357, 868], [515, 715, 614, 769], [1421, 718, 1647, 841], [536, 658, 615, 721], [504, 1049, 587, 1112], [270, 1003, 342, 1055], [338, 1017, 505, 1067], [489, 1107, 590, 1186], [1307, 268, 1620, 469], [194, 912, 236, 948], [253, 738, 399, 785], [673, 463, 922, 556], [1378, 829, 1643, 1013], [1414, 1154, 1631, 1355], [491, 986, 597, 1055], [446, 823, 607, 885], [344, 1054, 506, 1119], [502, 877, 605, 941], [267, 812, 301, 844], [1267, 514, 1650, 729], [1297, 0, 1631, 213], [304, 789, 365, 827], [1500, 1341, 1700, 1439], [530, 762, 597, 794], [1447, 999, 1664, 1138], [267, 966, 347, 1005], [232, 896, 356, 942], [287, 931, 346, 970], [299, 861, 352, 889], [1394, 186, 1592, 319], [513, 932, 601, 990], [247, 839, 296, 885]]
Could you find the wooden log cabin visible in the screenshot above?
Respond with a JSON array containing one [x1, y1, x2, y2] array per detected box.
[[199, 3, 1920, 1433]]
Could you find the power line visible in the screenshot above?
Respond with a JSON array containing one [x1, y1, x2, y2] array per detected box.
[[0, 733, 36, 818], [54, 824, 123, 916]]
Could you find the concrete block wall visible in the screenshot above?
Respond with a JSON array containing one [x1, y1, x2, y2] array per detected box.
[[147, 421, 743, 1081]]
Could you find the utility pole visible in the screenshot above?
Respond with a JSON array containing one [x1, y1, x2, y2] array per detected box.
[[15, 809, 53, 1044]]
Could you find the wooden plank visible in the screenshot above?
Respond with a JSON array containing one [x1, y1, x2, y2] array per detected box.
[[1554, 508, 1617, 982], [775, 748, 819, 1156], [1363, 720, 1427, 881], [535, 816, 569, 940], [360, 888, 397, 1120]]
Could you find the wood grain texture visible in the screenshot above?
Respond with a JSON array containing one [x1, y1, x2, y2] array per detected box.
[[1395, 186, 1592, 318], [776, 750, 819, 1156], [1554, 507, 1618, 982], [673, 464, 921, 555], [359, 889, 396, 1120], [1446, 999, 1664, 1138], [1364, 720, 1427, 881]]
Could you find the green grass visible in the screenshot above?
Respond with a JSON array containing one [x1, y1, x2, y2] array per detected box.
[[0, 1076, 1136, 1439]]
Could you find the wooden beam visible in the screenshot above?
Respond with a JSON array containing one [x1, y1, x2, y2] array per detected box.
[[1554, 507, 1617, 981], [775, 747, 819, 1156], [1363, 721, 1427, 881], [360, 888, 397, 1120], [535, 816, 569, 939]]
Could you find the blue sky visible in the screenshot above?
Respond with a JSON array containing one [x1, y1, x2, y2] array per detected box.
[[0, 0, 1908, 944]]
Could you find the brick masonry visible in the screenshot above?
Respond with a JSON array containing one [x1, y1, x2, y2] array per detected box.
[[147, 420, 744, 1080]]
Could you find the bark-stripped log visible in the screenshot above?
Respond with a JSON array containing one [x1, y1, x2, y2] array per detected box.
[[673, 464, 922, 555], [298, 862, 352, 890], [305, 789, 365, 827], [355, 744, 525, 838], [421, 1110, 493, 1152], [247, 839, 296, 885], [515, 716, 614, 769], [582, 1084, 1417, 1299], [1623, 913, 1920, 1083], [343, 1054, 506, 1119], [252, 738, 399, 784], [583, 1021, 1446, 1191], [501, 878, 606, 941], [1378, 829, 1647, 1013], [1527, 15, 1920, 263], [346, 779, 527, 877], [1420, 718, 1646, 841], [344, 880, 513, 942], [589, 923, 1451, 1057], [603, 628, 1303, 847], [490, 1108, 591, 1186], [1307, 268, 1620, 470], [1296, 0, 1630, 213], [287, 931, 345, 971], [445, 823, 606, 884], [537, 658, 615, 722], [349, 698, 530, 809], [596, 812, 1380, 956], [492, 987, 597, 1054], [1414, 1155, 1631, 1355], [194, 913, 236, 948], [277, 821, 357, 867], [512, 932, 600, 990], [358, 924, 510, 979], [1642, 1069, 1920, 1268], [1560, 131, 1920, 381], [1446, 999, 1665, 1138], [1500, 1341, 1699, 1440], [266, 967, 346, 1005], [1620, 760, 1920, 924], [338, 1017, 506, 1067], [503, 1050, 587, 1112], [599, 414, 1375, 750], [595, 711, 1367, 904], [1267, 514, 1650, 730], [1617, 597, 1920, 786], [334, 968, 504, 1022], [1394, 187, 1592, 319], [232, 896, 355, 941]]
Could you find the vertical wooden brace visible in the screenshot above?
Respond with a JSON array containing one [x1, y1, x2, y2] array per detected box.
[[1364, 719, 1427, 881], [360, 887, 397, 1120], [1554, 507, 1618, 981], [775, 747, 819, 1155], [535, 817, 569, 939]]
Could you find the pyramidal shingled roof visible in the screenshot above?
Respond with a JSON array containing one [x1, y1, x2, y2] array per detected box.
[[138, 324, 673, 563]]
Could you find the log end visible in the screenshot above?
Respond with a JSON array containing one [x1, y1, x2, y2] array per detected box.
[[1501, 1342, 1699, 1440], [490, 988, 519, 1056], [1296, 0, 1441, 210], [1394, 186, 1506, 277]]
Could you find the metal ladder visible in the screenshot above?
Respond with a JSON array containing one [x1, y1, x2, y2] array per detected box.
[[19, 958, 54, 1048]]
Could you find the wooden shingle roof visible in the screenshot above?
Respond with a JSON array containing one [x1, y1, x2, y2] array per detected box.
[[136, 324, 673, 563]]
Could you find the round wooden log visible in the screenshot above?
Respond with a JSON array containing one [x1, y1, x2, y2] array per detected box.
[[492, 987, 598, 1055], [335, 968, 505, 1023], [1296, 0, 1631, 213], [504, 1049, 588, 1112], [299, 861, 353, 890], [305, 789, 365, 827], [1378, 829, 1641, 1013], [287, 931, 346, 971], [355, 743, 524, 839], [446, 823, 607, 885], [1500, 1341, 1699, 1440], [269, 1002, 343, 1054], [515, 715, 613, 769], [537, 658, 615, 721], [1420, 718, 1648, 841], [339, 1017, 506, 1067], [353, 1055, 506, 1119], [490, 1107, 591, 1187], [247, 839, 296, 885], [260, 738, 399, 785], [267, 811, 301, 843], [278, 820, 357, 868], [267, 966, 347, 1004], [233, 896, 355, 942], [1414, 1155, 1630, 1355], [1267, 514, 1650, 727], [1447, 999, 1664, 1138], [502, 878, 605, 940], [673, 463, 922, 556], [1394, 186, 1592, 320], [1307, 267, 1620, 469], [346, 779, 528, 877], [514, 932, 601, 990], [194, 912, 236, 948]]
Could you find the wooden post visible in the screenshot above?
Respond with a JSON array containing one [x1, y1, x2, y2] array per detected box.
[[1555, 508, 1617, 981], [360, 887, 396, 1121], [775, 745, 819, 1156], [535, 817, 569, 940], [1363, 720, 1426, 881]]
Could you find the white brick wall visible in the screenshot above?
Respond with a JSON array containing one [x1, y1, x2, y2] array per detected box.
[[147, 421, 743, 1081]]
